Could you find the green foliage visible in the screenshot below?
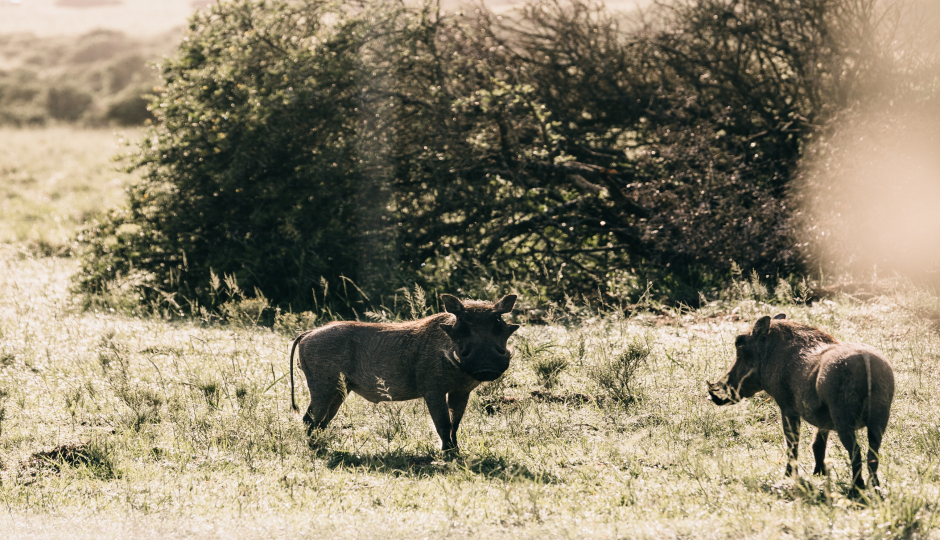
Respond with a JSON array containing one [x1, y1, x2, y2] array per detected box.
[[532, 356, 568, 390], [105, 87, 155, 125], [273, 308, 318, 335], [78, 0, 410, 312], [75, 0, 935, 312], [588, 335, 651, 405]]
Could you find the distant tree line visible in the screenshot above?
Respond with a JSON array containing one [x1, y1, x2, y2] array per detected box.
[[76, 0, 939, 312], [0, 30, 166, 126]]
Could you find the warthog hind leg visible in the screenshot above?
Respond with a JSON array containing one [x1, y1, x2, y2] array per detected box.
[[425, 393, 455, 452], [812, 429, 829, 476], [781, 411, 801, 478], [836, 428, 865, 496], [866, 408, 889, 488], [304, 376, 347, 437]]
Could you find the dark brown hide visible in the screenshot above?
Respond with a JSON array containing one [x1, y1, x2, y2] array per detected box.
[[708, 314, 895, 495], [289, 294, 519, 451]]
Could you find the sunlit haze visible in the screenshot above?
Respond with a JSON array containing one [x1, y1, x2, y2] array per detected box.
[[0, 0, 655, 37]]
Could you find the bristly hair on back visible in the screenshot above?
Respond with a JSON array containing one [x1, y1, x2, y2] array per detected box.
[[461, 300, 497, 312]]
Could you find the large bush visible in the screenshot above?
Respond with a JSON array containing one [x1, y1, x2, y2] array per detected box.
[[77, 0, 913, 311]]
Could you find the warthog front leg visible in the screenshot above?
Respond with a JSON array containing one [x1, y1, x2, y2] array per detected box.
[[447, 391, 471, 449], [781, 411, 801, 478], [424, 393, 455, 451], [812, 429, 830, 476]]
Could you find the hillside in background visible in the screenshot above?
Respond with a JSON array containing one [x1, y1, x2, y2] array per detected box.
[[0, 0, 655, 127], [0, 0, 654, 37], [0, 0, 211, 37], [0, 29, 175, 125]]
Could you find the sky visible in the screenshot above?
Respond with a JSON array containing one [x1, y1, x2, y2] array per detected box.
[[0, 0, 656, 37]]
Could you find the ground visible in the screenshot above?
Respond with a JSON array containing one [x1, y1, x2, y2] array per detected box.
[[0, 127, 939, 539]]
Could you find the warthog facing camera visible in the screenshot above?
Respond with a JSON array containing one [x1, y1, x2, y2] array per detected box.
[[289, 294, 519, 451], [708, 314, 894, 495]]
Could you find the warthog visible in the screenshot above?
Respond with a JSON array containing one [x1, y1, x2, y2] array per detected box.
[[708, 314, 895, 495], [289, 294, 519, 451]]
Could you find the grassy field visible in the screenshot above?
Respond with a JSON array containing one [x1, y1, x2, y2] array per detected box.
[[0, 127, 140, 252], [1, 129, 940, 539]]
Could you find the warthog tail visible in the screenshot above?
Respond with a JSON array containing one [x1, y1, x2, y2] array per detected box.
[[290, 330, 315, 414], [864, 351, 872, 425]]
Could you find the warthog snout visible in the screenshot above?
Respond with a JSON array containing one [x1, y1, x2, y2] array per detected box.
[[707, 379, 741, 406], [470, 369, 505, 382], [454, 345, 512, 381]]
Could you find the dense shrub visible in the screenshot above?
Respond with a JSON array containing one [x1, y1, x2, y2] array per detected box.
[[46, 85, 93, 121], [0, 70, 47, 125], [76, 0, 922, 311], [78, 0, 406, 311]]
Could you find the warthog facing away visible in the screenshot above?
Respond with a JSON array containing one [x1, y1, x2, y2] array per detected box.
[[289, 294, 519, 451], [708, 314, 895, 495]]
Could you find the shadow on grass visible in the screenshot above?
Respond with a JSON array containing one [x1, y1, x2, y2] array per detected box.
[[754, 479, 830, 503], [323, 449, 555, 482], [750, 477, 878, 506]]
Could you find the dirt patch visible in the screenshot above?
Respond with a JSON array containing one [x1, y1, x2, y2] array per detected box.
[[529, 390, 598, 405], [28, 443, 96, 471], [482, 390, 603, 415], [481, 396, 520, 415], [23, 441, 120, 479]]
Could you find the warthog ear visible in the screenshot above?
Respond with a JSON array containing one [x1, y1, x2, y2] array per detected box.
[[752, 315, 772, 336], [773, 313, 786, 320], [506, 324, 520, 336], [493, 294, 518, 314], [441, 294, 465, 314]]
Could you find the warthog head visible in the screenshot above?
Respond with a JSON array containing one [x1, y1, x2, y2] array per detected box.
[[708, 314, 785, 405], [440, 294, 520, 382]]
